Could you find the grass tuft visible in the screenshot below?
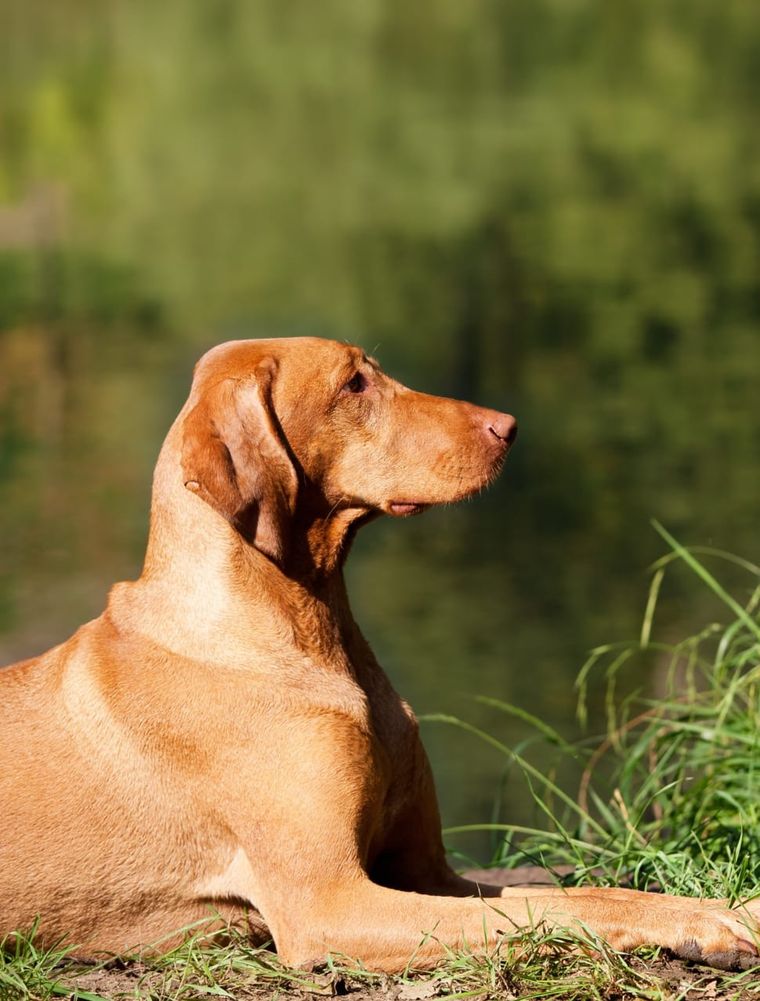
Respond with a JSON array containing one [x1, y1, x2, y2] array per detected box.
[[440, 531, 760, 906]]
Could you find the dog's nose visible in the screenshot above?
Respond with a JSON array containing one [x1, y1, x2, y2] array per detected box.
[[486, 412, 518, 446]]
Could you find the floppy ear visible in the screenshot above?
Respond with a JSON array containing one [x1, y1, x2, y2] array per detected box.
[[180, 360, 298, 565]]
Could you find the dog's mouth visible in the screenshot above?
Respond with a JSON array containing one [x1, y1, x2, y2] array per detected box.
[[385, 453, 510, 518], [388, 501, 429, 516]]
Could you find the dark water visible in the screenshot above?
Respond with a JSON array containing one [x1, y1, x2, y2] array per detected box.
[[1, 2, 758, 861]]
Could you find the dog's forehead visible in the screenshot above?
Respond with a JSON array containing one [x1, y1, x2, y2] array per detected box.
[[193, 337, 362, 385], [278, 337, 362, 374]]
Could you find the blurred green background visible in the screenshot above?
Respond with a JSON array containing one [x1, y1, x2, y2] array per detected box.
[[0, 0, 758, 860]]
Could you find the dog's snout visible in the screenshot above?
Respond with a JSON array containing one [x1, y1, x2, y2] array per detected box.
[[486, 413, 518, 446]]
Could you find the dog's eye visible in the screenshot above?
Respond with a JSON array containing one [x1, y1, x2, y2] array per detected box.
[[343, 372, 367, 394]]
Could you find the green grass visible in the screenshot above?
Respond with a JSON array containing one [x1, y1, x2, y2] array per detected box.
[[0, 919, 669, 1001], [437, 523, 760, 908], [3, 528, 760, 1000]]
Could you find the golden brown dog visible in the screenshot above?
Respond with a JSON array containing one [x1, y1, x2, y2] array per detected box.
[[0, 337, 757, 969]]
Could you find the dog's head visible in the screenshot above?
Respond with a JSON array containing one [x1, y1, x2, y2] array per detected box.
[[180, 338, 516, 567]]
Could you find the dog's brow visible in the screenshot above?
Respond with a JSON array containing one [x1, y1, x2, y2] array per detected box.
[[335, 358, 359, 386]]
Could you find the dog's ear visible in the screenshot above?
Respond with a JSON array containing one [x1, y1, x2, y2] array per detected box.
[[180, 360, 298, 565]]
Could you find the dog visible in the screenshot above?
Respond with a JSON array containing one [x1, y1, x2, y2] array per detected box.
[[1, 337, 757, 970]]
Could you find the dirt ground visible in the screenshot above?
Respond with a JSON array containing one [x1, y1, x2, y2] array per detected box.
[[60, 955, 760, 1001]]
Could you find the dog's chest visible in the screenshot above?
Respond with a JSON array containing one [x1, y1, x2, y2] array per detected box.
[[294, 653, 420, 783]]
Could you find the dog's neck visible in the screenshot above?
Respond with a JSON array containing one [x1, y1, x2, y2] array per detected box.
[[108, 429, 374, 672], [293, 500, 379, 579]]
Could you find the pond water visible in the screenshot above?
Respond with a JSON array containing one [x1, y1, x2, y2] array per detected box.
[[1, 2, 758, 862]]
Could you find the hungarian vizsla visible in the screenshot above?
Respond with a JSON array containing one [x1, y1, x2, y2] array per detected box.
[[0, 337, 757, 969]]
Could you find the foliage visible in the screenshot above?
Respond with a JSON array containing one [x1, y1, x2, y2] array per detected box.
[[1, 6, 759, 997], [0, 919, 665, 1001], [439, 529, 760, 904], [1, 0, 758, 872]]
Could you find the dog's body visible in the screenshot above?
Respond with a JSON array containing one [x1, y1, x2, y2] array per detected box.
[[0, 337, 757, 969]]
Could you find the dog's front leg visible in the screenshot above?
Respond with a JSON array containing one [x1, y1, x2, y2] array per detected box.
[[254, 869, 758, 972]]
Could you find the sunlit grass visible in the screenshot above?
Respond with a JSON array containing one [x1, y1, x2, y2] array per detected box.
[[0, 920, 669, 1001], [437, 524, 760, 911]]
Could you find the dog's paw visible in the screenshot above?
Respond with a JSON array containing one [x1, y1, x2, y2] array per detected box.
[[672, 908, 758, 971]]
